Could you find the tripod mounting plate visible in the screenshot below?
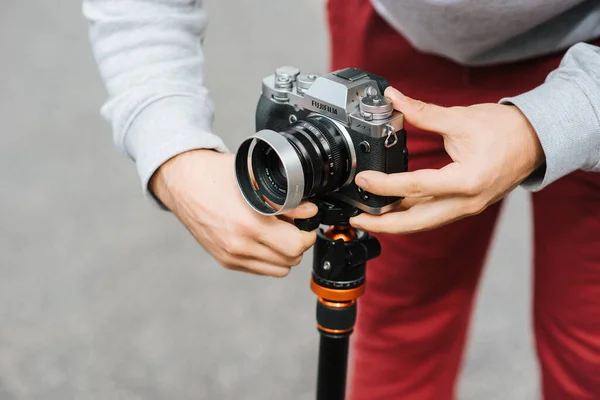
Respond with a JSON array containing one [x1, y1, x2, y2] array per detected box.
[[294, 197, 361, 232]]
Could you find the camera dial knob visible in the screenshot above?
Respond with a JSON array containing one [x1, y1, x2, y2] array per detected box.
[[363, 86, 378, 97], [297, 73, 318, 94], [276, 66, 300, 81], [360, 94, 393, 120]]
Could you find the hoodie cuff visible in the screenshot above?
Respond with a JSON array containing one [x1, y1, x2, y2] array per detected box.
[[125, 95, 229, 208], [501, 77, 600, 191]]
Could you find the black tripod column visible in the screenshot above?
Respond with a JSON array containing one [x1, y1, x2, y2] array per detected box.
[[309, 225, 380, 400], [294, 198, 381, 400], [315, 296, 358, 400], [317, 332, 351, 400]]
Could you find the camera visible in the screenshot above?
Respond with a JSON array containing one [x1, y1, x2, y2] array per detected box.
[[235, 66, 408, 216]]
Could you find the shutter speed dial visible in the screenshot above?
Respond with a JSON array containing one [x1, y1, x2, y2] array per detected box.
[[359, 94, 393, 121]]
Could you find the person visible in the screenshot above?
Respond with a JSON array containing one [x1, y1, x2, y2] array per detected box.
[[83, 0, 600, 398]]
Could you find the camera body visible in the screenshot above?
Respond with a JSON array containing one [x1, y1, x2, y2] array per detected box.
[[235, 66, 408, 216]]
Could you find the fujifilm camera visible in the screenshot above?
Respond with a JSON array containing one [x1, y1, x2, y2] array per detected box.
[[235, 66, 408, 216]]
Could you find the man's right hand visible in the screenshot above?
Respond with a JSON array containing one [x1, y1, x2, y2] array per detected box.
[[150, 149, 318, 277]]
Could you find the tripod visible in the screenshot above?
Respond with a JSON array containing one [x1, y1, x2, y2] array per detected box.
[[296, 198, 381, 400]]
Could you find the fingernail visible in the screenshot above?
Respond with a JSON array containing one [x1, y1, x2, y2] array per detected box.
[[356, 178, 368, 190]]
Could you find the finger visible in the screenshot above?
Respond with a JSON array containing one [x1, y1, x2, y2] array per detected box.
[[225, 260, 292, 278], [250, 263, 292, 278], [394, 196, 431, 211], [241, 242, 304, 267], [258, 221, 317, 258], [276, 215, 294, 224], [350, 196, 478, 234], [384, 86, 459, 135], [282, 201, 319, 219], [355, 164, 468, 198], [222, 229, 304, 265]]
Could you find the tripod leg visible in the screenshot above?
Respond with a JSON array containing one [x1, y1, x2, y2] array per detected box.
[[310, 225, 379, 400], [317, 332, 350, 400], [314, 297, 357, 400]]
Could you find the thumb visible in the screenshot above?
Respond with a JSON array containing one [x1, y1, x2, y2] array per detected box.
[[282, 201, 319, 220], [384, 86, 456, 135]]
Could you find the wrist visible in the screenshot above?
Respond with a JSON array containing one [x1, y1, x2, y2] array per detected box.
[[507, 105, 545, 176], [150, 149, 218, 209]]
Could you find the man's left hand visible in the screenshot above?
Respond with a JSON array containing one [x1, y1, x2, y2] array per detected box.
[[349, 87, 545, 234]]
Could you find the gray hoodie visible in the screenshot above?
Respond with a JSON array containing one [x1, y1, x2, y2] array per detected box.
[[83, 0, 600, 202]]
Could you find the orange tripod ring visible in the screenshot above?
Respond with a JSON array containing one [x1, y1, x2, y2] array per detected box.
[[310, 277, 365, 302]]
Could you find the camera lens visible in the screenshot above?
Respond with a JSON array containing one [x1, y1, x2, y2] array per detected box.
[[266, 149, 287, 189], [235, 116, 356, 215], [248, 139, 290, 206]]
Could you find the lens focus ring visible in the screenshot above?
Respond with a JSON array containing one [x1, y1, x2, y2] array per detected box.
[[302, 118, 344, 192]]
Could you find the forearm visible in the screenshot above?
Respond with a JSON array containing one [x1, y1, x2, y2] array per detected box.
[[501, 42, 600, 190], [83, 0, 228, 204]]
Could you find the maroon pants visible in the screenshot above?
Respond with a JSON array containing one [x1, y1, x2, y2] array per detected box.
[[327, 1, 600, 399]]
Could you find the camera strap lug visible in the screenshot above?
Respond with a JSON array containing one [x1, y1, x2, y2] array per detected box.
[[384, 124, 398, 148]]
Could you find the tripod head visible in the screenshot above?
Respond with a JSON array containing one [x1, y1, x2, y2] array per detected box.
[[295, 197, 381, 328], [295, 197, 381, 283]]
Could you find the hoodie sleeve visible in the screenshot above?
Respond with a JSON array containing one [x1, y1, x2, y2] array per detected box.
[[501, 42, 600, 191], [83, 0, 229, 205]]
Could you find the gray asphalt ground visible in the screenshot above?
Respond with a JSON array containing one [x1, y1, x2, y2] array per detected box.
[[0, 1, 538, 399]]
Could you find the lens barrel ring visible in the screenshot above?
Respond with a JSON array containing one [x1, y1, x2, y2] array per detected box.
[[296, 116, 343, 191], [304, 118, 343, 189]]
